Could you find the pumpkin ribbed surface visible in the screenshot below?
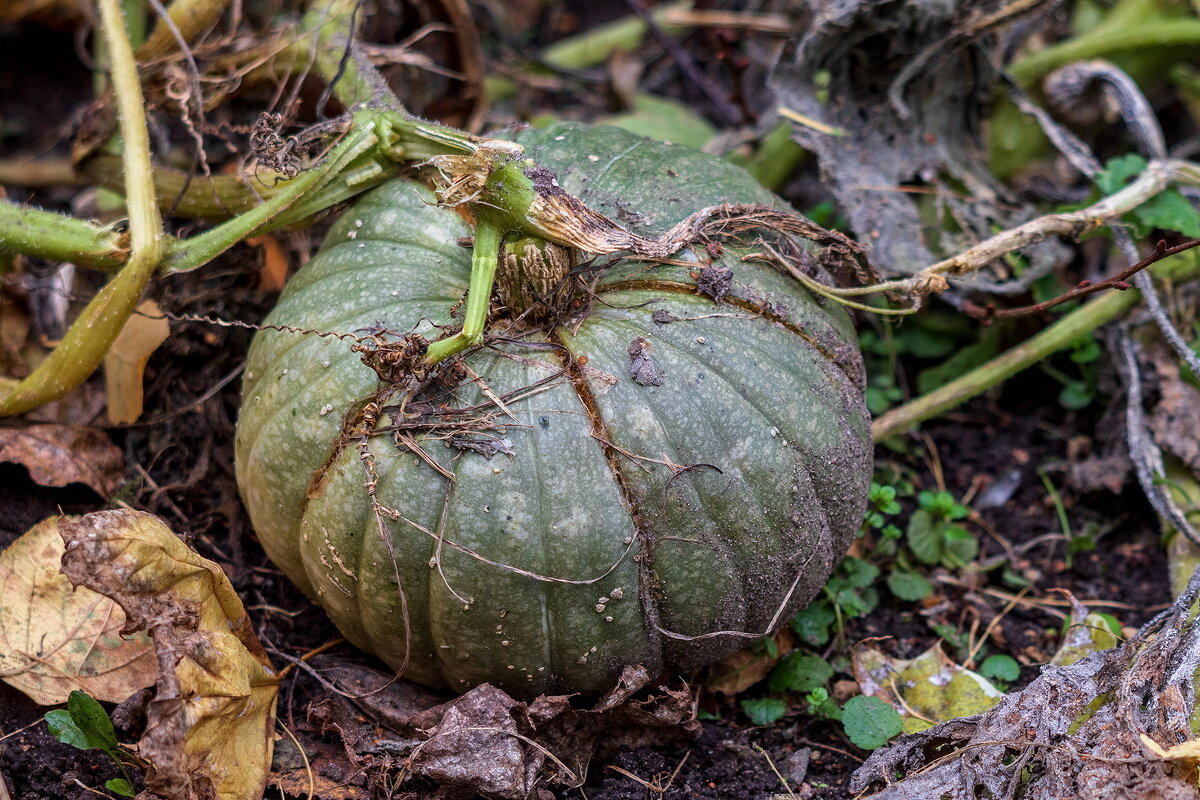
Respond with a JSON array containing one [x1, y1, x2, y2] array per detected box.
[[235, 122, 871, 697]]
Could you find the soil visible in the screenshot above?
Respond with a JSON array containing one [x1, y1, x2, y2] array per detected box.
[[0, 8, 1178, 800]]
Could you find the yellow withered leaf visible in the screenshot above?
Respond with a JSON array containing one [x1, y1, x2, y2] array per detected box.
[[104, 299, 169, 424], [59, 510, 280, 800], [1141, 733, 1200, 761], [0, 517, 156, 705]]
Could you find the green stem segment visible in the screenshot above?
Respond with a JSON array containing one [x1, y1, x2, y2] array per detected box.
[[161, 123, 381, 272], [1, 0, 163, 417], [1009, 19, 1200, 85], [0, 203, 127, 270], [871, 250, 1200, 441], [303, 0, 405, 112], [424, 215, 503, 364]]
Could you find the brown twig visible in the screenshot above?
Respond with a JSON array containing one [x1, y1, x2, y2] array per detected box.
[[964, 238, 1200, 322]]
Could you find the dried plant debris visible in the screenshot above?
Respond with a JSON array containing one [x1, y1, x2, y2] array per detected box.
[[0, 517, 156, 705], [449, 434, 515, 459], [307, 661, 695, 799], [694, 266, 734, 303], [850, 569, 1200, 799], [0, 423, 124, 496], [770, 0, 1064, 284], [58, 510, 280, 800]]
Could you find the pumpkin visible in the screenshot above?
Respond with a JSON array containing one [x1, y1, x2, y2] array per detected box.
[[235, 122, 871, 697]]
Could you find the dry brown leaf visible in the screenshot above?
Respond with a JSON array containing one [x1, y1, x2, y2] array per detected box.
[[0, 291, 32, 379], [0, 0, 83, 24], [59, 510, 280, 800], [104, 300, 169, 424], [1141, 733, 1200, 762], [247, 235, 290, 292], [0, 423, 123, 496], [706, 626, 794, 695], [309, 662, 693, 798], [270, 769, 368, 800], [0, 517, 156, 705]]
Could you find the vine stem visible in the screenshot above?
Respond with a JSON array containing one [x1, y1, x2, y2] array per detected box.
[[160, 121, 380, 272], [0, 203, 127, 270], [870, 250, 1200, 441], [1008, 19, 1200, 85], [0, 0, 163, 416], [423, 214, 503, 364], [304, 0, 406, 112]]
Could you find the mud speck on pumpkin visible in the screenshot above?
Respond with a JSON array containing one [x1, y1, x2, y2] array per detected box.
[[695, 266, 733, 302], [627, 337, 663, 387]]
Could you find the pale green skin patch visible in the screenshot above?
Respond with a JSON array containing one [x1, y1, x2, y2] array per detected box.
[[235, 123, 871, 697]]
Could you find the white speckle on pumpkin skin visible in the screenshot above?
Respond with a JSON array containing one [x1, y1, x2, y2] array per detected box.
[[319, 404, 334, 416], [610, 587, 624, 600]]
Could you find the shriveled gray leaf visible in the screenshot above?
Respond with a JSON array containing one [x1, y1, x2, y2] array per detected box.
[[769, 0, 1065, 285]]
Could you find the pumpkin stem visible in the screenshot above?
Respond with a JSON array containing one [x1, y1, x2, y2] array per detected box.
[[425, 213, 504, 364]]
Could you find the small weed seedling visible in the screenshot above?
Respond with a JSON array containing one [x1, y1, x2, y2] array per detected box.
[[978, 654, 1021, 691], [739, 649, 903, 751], [45, 691, 137, 797], [906, 490, 978, 570]]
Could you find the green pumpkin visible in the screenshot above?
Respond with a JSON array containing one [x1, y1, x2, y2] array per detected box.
[[235, 122, 871, 697]]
